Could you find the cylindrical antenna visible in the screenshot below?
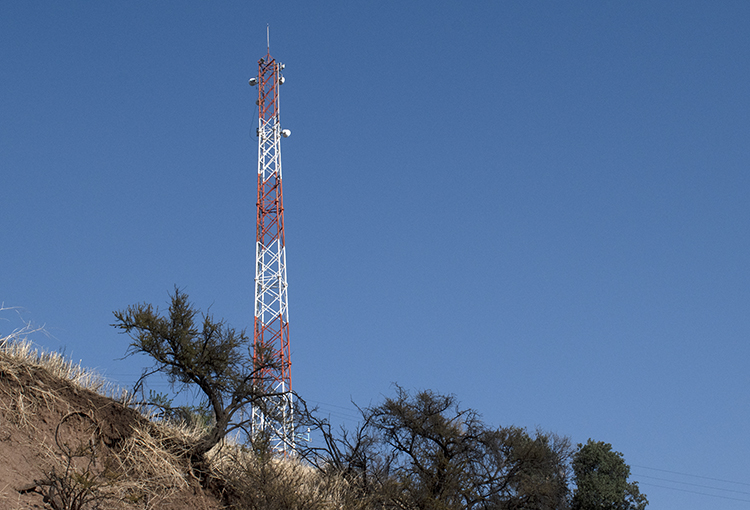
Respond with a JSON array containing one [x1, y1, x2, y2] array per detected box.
[[266, 24, 270, 53]]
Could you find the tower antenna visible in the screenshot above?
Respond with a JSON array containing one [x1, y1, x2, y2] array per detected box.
[[266, 24, 270, 53], [248, 41, 294, 455]]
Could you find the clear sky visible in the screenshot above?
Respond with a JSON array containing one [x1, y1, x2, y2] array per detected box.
[[2, 2, 750, 508]]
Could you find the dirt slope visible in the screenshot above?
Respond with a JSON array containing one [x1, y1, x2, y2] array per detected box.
[[0, 351, 221, 510]]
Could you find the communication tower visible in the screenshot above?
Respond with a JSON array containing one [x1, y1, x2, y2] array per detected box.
[[248, 42, 294, 455]]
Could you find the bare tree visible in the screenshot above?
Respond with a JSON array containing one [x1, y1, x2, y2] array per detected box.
[[296, 398, 394, 507], [301, 386, 572, 510]]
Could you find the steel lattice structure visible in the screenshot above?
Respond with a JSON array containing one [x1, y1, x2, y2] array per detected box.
[[249, 49, 294, 455]]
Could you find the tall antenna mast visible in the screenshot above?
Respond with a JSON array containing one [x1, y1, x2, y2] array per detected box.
[[248, 39, 294, 455]]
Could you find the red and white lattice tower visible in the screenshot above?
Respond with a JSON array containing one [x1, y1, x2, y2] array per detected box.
[[249, 44, 294, 455]]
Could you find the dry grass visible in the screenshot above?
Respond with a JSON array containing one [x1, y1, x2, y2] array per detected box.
[[0, 332, 126, 401], [0, 329, 128, 438], [0, 338, 76, 433], [106, 424, 192, 508], [208, 445, 368, 510]]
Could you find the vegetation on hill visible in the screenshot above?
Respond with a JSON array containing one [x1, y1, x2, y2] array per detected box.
[[0, 297, 647, 509], [0, 322, 217, 509]]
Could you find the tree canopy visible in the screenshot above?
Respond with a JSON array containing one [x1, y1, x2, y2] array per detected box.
[[571, 439, 648, 510]]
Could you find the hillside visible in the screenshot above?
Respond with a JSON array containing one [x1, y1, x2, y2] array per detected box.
[[0, 331, 646, 510], [0, 339, 221, 510]]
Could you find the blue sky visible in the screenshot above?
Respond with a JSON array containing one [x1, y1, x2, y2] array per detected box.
[[2, 2, 750, 507]]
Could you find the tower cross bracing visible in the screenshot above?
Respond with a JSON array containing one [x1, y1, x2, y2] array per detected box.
[[250, 49, 294, 455]]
